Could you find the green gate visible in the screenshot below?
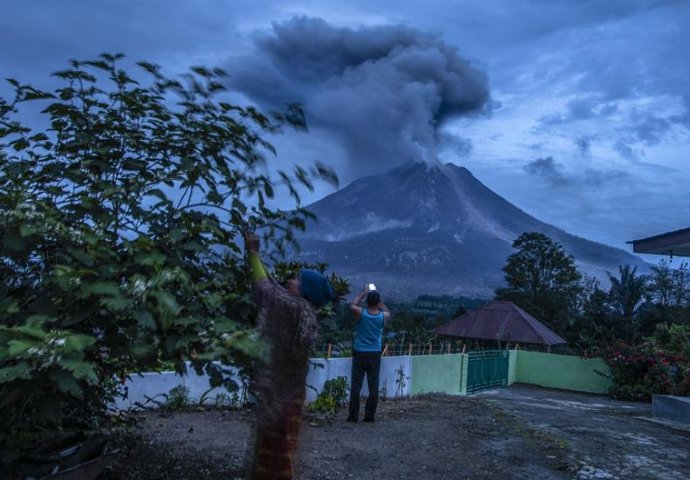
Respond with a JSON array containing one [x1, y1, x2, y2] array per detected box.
[[466, 350, 509, 393]]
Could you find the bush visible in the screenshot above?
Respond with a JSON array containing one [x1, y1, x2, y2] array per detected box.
[[601, 342, 689, 402], [309, 376, 349, 415]]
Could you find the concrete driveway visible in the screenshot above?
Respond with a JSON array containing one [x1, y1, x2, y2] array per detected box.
[[478, 384, 690, 480]]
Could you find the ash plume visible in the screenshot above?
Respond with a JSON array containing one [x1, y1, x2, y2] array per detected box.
[[228, 16, 491, 177]]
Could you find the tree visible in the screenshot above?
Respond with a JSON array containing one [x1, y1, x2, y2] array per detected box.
[[607, 265, 647, 342], [495, 232, 582, 333], [0, 55, 337, 435]]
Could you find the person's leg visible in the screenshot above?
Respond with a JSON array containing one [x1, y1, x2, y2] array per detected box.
[[251, 401, 297, 480], [347, 353, 365, 421], [364, 354, 382, 422]]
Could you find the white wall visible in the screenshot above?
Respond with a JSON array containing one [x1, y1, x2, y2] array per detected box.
[[114, 364, 245, 410], [116, 356, 413, 410]]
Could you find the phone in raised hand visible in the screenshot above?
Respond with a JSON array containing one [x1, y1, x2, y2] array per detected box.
[[367, 283, 376, 291]]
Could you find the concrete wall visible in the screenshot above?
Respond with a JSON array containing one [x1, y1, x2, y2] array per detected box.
[[410, 354, 466, 395], [305, 356, 412, 402], [508, 350, 518, 386], [115, 350, 614, 410], [514, 350, 611, 394], [115, 365, 241, 410]]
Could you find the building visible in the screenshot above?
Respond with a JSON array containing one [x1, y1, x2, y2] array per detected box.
[[629, 227, 690, 258], [432, 300, 566, 351]]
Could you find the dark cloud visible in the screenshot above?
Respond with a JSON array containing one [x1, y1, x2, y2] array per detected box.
[[525, 156, 628, 188], [574, 137, 591, 156], [228, 16, 491, 177], [613, 140, 644, 162], [524, 157, 570, 186]]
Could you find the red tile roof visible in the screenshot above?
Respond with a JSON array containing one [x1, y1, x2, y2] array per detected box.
[[432, 301, 566, 346]]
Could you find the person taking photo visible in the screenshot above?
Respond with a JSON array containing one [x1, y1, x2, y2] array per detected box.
[[347, 286, 390, 423]]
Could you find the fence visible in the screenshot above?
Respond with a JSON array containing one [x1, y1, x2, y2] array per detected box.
[[314, 341, 500, 358], [313, 341, 584, 358]]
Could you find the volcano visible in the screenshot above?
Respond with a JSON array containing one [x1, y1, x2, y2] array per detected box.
[[294, 161, 647, 299]]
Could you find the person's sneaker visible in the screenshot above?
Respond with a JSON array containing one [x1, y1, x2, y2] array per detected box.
[[346, 416, 358, 423], [363, 417, 375, 423]]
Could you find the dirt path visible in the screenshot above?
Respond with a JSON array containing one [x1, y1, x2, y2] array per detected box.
[[106, 394, 574, 479], [478, 385, 690, 480]]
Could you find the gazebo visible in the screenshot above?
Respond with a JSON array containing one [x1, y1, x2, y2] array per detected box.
[[432, 300, 566, 351]]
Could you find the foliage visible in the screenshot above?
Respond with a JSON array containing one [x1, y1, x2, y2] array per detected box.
[[599, 341, 689, 402], [323, 376, 348, 406], [0, 54, 337, 436], [308, 393, 337, 415], [394, 364, 409, 398], [606, 265, 647, 341], [309, 376, 349, 415], [495, 232, 581, 334], [163, 385, 192, 411], [646, 323, 690, 357]]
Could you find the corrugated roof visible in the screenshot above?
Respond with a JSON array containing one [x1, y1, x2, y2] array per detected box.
[[628, 227, 690, 257], [431, 301, 566, 346]]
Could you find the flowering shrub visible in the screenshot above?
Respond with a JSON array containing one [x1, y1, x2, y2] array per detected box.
[[601, 342, 689, 402]]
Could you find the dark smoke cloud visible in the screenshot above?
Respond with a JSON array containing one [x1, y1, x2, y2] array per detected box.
[[525, 156, 628, 188], [524, 157, 570, 186], [228, 16, 491, 177]]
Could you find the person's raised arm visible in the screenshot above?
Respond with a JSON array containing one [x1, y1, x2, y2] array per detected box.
[[349, 288, 367, 320], [378, 301, 391, 324], [244, 232, 268, 282]]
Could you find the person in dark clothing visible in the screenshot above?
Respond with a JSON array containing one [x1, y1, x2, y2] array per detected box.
[[244, 232, 334, 480], [347, 287, 390, 422]]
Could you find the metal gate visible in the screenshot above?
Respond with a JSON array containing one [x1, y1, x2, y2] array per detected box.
[[466, 350, 509, 393]]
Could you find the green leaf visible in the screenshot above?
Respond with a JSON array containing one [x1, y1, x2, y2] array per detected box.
[[19, 223, 43, 237], [131, 341, 155, 360], [66, 247, 94, 266], [133, 308, 156, 329], [64, 334, 97, 353], [7, 339, 40, 358], [49, 369, 83, 398], [136, 252, 166, 267], [154, 291, 182, 315], [11, 325, 48, 340], [0, 362, 32, 382], [83, 280, 121, 297], [0, 298, 19, 316], [100, 295, 133, 311], [57, 358, 99, 384]]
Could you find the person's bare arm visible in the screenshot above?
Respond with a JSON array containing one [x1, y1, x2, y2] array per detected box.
[[349, 289, 367, 320], [379, 301, 391, 324]]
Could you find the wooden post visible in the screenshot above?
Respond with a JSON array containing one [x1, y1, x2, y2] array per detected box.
[[447, 342, 451, 354], [428, 342, 432, 355], [382, 343, 389, 356], [462, 343, 467, 354], [327, 343, 332, 358], [408, 343, 413, 356]]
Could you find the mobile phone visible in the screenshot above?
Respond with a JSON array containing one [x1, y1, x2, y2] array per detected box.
[[367, 283, 376, 291]]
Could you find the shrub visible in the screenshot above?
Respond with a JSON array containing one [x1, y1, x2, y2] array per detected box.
[[309, 376, 349, 415], [600, 342, 689, 402]]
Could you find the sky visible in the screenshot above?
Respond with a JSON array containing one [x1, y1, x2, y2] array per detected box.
[[1, 0, 689, 254]]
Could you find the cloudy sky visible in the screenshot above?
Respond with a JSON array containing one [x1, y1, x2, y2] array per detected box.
[[2, 0, 689, 253]]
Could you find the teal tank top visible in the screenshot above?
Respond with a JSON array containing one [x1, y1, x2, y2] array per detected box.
[[354, 309, 384, 352]]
